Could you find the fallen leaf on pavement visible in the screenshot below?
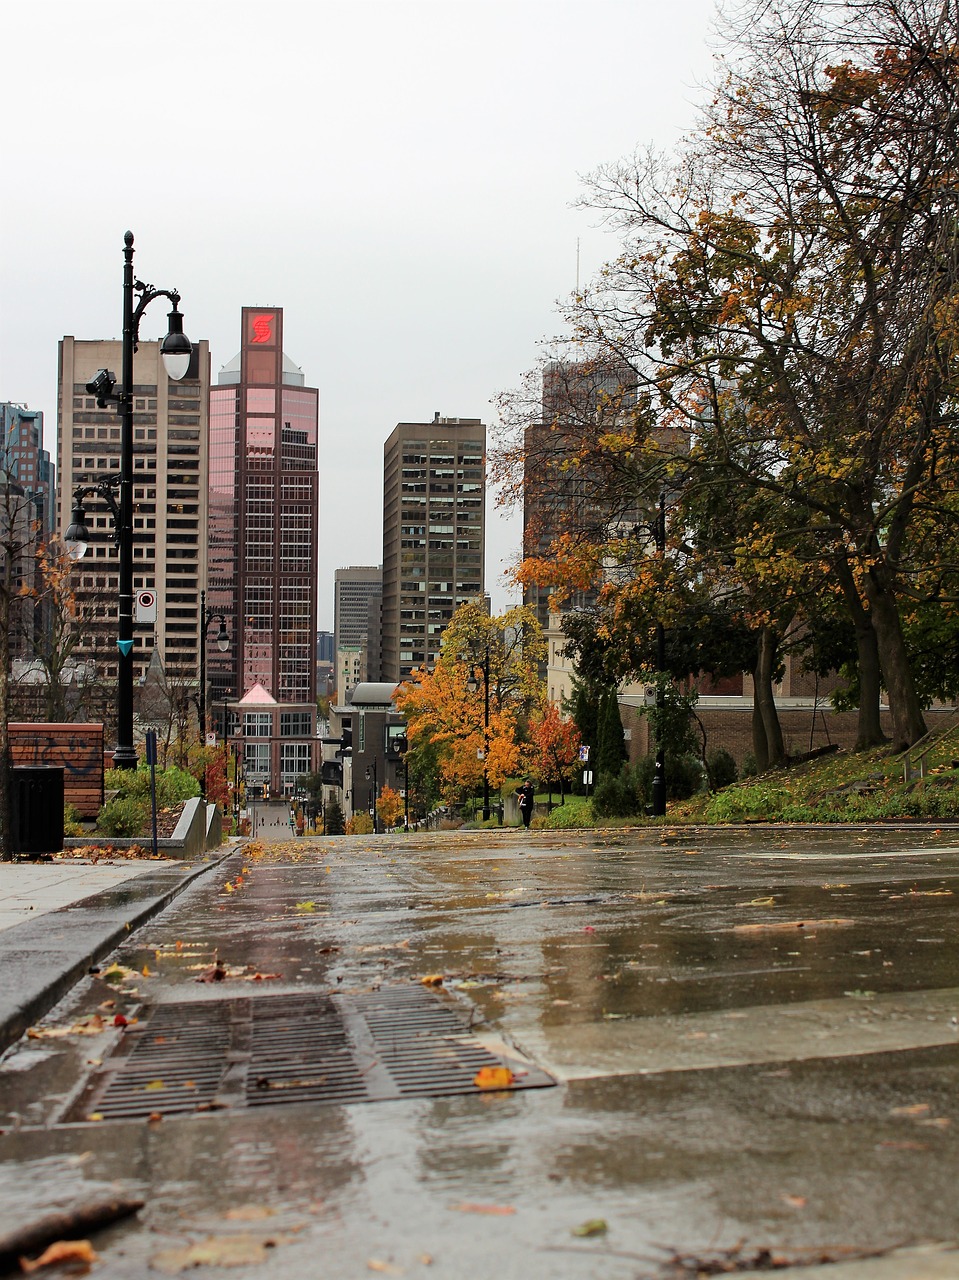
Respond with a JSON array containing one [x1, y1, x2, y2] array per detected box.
[[737, 896, 776, 906], [473, 1067, 514, 1090], [890, 1103, 930, 1117], [27, 1015, 106, 1040], [101, 965, 141, 985], [367, 1261, 404, 1275], [571, 1219, 607, 1237], [150, 1233, 284, 1273], [20, 1239, 97, 1272], [782, 1195, 807, 1208], [451, 1203, 515, 1215], [295, 901, 316, 912], [420, 974, 444, 986]]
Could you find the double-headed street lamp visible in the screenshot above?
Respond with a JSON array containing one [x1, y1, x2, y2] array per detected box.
[[198, 589, 230, 743], [198, 589, 229, 799], [65, 232, 192, 769]]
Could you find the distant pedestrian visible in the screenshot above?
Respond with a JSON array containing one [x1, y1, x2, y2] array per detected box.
[[516, 780, 535, 829]]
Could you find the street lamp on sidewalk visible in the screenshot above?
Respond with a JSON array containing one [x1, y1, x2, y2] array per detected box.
[[650, 488, 667, 817], [64, 231, 192, 769], [365, 760, 378, 833], [198, 589, 230, 742], [391, 734, 410, 830], [197, 589, 229, 799], [466, 655, 491, 821]]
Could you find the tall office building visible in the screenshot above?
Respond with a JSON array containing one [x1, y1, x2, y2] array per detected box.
[[523, 361, 638, 631], [209, 308, 319, 793], [333, 565, 381, 695], [1, 403, 55, 664], [381, 414, 485, 681], [57, 336, 211, 692], [0, 403, 54, 537], [334, 566, 382, 655]]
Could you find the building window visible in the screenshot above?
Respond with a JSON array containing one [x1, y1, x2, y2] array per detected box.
[[280, 711, 313, 736], [243, 712, 272, 738]]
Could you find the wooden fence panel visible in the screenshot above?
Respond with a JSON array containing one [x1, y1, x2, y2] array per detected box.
[[9, 724, 104, 818]]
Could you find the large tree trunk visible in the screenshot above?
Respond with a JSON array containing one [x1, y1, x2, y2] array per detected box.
[[831, 556, 885, 750], [752, 699, 769, 771], [853, 619, 885, 750], [753, 627, 787, 767], [863, 568, 926, 751]]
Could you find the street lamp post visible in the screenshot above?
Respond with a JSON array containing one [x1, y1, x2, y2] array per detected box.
[[198, 589, 230, 798], [365, 760, 378, 833], [392, 734, 410, 830], [198, 589, 230, 742], [64, 231, 192, 769], [466, 655, 491, 822], [650, 489, 667, 817]]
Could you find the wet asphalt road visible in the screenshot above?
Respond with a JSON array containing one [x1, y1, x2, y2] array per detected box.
[[1, 825, 958, 1278]]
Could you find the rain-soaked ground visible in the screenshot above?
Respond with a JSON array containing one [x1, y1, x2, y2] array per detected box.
[[1, 823, 958, 1278]]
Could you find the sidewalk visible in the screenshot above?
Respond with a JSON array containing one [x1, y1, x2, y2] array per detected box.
[[0, 853, 228, 1056]]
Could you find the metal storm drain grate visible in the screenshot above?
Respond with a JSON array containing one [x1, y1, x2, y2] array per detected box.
[[67, 986, 554, 1122]]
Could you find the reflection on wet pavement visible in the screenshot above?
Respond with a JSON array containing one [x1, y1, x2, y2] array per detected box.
[[1, 827, 958, 1278]]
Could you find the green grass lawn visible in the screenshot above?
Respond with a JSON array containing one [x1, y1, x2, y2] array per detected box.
[[524, 719, 959, 827]]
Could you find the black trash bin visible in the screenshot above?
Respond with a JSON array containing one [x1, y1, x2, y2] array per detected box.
[[12, 766, 65, 860]]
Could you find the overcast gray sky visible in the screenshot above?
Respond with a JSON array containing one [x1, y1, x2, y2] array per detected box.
[[3, 0, 717, 630]]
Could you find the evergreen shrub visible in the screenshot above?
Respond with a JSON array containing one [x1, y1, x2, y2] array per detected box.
[[97, 796, 150, 838], [592, 767, 640, 819], [707, 747, 738, 790]]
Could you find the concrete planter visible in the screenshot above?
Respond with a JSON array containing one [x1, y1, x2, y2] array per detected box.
[[64, 798, 224, 860]]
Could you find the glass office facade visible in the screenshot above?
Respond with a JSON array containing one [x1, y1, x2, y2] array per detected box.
[[211, 308, 319, 793]]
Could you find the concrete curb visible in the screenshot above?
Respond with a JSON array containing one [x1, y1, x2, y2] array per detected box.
[[0, 849, 234, 1058]]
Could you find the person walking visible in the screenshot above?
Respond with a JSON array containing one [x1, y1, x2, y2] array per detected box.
[[516, 779, 535, 829]]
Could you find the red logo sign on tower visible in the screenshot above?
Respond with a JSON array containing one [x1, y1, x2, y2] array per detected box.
[[251, 314, 273, 344]]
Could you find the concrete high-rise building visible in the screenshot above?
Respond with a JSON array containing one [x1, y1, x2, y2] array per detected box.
[[523, 361, 638, 632], [57, 336, 211, 693], [381, 414, 485, 681], [334, 565, 381, 691], [209, 307, 319, 794], [334, 566, 382, 656]]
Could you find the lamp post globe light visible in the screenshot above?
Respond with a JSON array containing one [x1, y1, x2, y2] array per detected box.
[[66, 232, 192, 769]]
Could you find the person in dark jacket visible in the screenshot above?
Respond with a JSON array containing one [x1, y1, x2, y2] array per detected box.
[[516, 779, 535, 828]]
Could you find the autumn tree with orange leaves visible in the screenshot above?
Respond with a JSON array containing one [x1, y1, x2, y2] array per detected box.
[[530, 703, 581, 803], [375, 785, 404, 830], [395, 601, 546, 809]]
